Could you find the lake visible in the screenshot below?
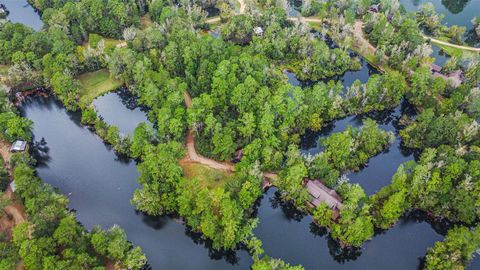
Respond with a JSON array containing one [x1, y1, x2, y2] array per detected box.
[[256, 187, 443, 270], [399, 0, 480, 28], [20, 95, 252, 270], [92, 88, 151, 136], [20, 93, 480, 269], [2, 0, 42, 30]]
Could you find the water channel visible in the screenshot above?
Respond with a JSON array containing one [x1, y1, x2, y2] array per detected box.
[[11, 2, 480, 269]]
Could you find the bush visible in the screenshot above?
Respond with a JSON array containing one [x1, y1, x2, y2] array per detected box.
[[0, 112, 32, 142], [0, 158, 9, 191], [88, 34, 102, 48], [81, 108, 98, 125]]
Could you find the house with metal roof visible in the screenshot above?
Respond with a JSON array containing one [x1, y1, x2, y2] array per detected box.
[[306, 180, 343, 219], [10, 140, 27, 152]]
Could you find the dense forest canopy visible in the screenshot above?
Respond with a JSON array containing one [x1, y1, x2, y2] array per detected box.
[[0, 0, 479, 269]]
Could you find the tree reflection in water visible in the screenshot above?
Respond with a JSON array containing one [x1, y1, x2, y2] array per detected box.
[[441, 0, 470, 14]]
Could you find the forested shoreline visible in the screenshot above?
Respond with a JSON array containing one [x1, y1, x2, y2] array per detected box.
[[1, 0, 479, 269]]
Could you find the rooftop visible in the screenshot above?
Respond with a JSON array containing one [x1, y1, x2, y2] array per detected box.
[[10, 140, 27, 152], [306, 180, 343, 210]]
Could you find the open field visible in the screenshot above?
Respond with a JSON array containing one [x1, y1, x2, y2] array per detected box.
[[77, 69, 122, 106], [180, 161, 234, 190]]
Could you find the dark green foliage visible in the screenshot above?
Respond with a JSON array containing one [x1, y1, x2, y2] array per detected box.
[[81, 108, 98, 125], [344, 71, 407, 114], [425, 226, 480, 270], [309, 118, 394, 177], [400, 109, 478, 149], [372, 146, 480, 225], [11, 161, 146, 269], [0, 157, 8, 191], [0, 112, 33, 142], [131, 142, 185, 215], [177, 177, 258, 250]]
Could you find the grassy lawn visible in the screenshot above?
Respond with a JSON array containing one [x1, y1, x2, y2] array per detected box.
[[77, 69, 122, 106], [82, 37, 123, 50], [180, 161, 234, 190], [430, 36, 479, 59], [103, 38, 123, 49]]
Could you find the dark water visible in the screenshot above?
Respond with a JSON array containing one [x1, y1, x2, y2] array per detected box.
[[284, 55, 378, 89], [254, 188, 480, 270], [399, 0, 480, 28], [255, 188, 442, 270], [287, 0, 302, 16], [20, 95, 252, 270], [431, 44, 450, 66], [20, 94, 480, 270], [286, 55, 412, 195], [92, 88, 150, 136], [300, 102, 416, 195], [2, 0, 42, 30]]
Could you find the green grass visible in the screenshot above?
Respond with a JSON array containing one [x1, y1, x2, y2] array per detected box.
[[103, 38, 123, 49], [430, 36, 480, 59], [77, 69, 122, 106], [180, 162, 234, 190]]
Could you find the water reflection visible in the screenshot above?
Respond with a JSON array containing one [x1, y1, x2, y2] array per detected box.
[[255, 188, 445, 270], [299, 100, 417, 195], [21, 95, 252, 269], [2, 0, 42, 30], [431, 44, 450, 66], [399, 0, 480, 28], [93, 88, 151, 136]]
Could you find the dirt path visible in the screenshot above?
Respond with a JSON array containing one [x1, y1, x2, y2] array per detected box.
[[0, 141, 27, 237], [182, 91, 277, 181], [205, 17, 221, 23], [353, 21, 377, 54], [238, 0, 246, 14], [287, 17, 322, 23], [2, 188, 27, 224], [182, 91, 234, 172], [424, 35, 480, 52], [0, 141, 13, 169]]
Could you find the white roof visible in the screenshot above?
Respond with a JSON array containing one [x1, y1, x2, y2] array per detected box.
[[10, 140, 27, 152], [253, 27, 263, 35], [10, 181, 16, 192]]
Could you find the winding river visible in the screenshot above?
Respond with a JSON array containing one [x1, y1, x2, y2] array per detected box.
[[18, 88, 478, 270], [20, 96, 252, 270], [10, 2, 480, 269]]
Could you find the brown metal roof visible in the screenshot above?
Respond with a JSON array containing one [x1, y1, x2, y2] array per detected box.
[[306, 180, 343, 210]]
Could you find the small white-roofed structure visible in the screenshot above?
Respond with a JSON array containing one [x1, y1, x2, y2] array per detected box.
[[10, 140, 27, 152], [10, 181, 16, 192], [253, 26, 264, 36]]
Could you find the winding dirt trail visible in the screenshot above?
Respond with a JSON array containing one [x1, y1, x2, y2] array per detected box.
[[181, 91, 277, 182], [238, 0, 246, 14], [181, 91, 234, 172], [0, 141, 27, 237], [353, 21, 377, 54]]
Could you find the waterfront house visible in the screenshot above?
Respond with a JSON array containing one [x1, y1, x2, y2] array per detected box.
[[306, 180, 343, 218], [10, 140, 27, 152]]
